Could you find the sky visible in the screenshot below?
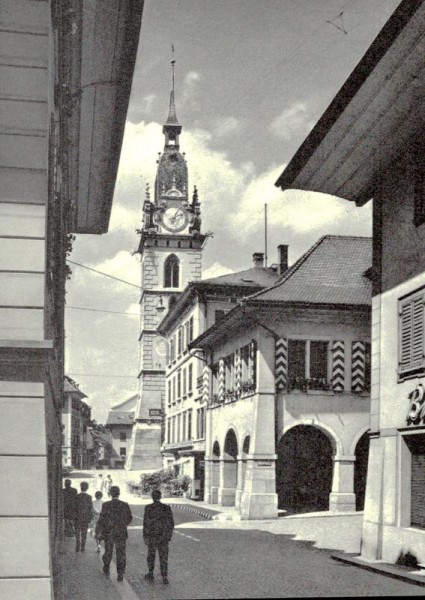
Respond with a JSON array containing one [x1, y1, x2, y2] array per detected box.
[[65, 0, 401, 421]]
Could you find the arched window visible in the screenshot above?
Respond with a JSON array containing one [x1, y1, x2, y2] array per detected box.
[[164, 254, 179, 288]]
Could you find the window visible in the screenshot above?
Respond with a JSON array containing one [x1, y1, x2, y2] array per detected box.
[[177, 370, 181, 399], [188, 317, 194, 343], [120, 447, 126, 457], [187, 409, 192, 439], [225, 353, 235, 391], [183, 411, 187, 441], [182, 367, 187, 396], [364, 342, 371, 391], [172, 376, 176, 402], [399, 289, 425, 380], [167, 380, 171, 404], [288, 339, 329, 390], [215, 310, 226, 323], [177, 414, 181, 442], [197, 407, 205, 439], [178, 327, 183, 355], [310, 341, 328, 380], [164, 254, 179, 288], [188, 363, 193, 393], [167, 418, 170, 444], [169, 339, 175, 362], [119, 432, 126, 442]]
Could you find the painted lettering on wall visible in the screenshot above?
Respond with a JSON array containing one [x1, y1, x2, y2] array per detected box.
[[407, 383, 425, 425]]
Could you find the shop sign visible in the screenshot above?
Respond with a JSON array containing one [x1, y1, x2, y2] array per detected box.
[[407, 383, 425, 425], [257, 460, 272, 467], [149, 408, 162, 417]]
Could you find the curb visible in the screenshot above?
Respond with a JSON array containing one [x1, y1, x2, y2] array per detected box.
[[331, 553, 425, 587], [168, 503, 217, 520]]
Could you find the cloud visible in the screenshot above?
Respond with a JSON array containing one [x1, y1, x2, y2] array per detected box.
[[141, 93, 156, 115], [182, 70, 202, 107], [213, 116, 240, 138], [270, 102, 316, 140], [202, 262, 234, 280]]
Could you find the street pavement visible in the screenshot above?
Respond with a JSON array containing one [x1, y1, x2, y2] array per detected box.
[[62, 470, 425, 598]]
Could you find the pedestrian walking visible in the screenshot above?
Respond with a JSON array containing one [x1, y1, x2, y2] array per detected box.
[[96, 473, 104, 493], [90, 491, 104, 552], [63, 479, 77, 537], [96, 485, 132, 582], [104, 474, 113, 497], [75, 482, 93, 552], [143, 490, 174, 585]]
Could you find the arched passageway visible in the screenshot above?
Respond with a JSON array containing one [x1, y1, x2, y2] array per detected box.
[[219, 429, 238, 506], [276, 425, 334, 513], [354, 432, 370, 511]]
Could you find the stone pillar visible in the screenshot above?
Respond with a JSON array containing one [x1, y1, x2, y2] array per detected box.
[[240, 455, 278, 519], [218, 458, 237, 506], [329, 455, 356, 512], [204, 458, 220, 504], [235, 458, 246, 509]]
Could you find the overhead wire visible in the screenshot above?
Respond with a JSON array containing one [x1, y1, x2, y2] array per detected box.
[[67, 259, 141, 289], [66, 305, 139, 316]]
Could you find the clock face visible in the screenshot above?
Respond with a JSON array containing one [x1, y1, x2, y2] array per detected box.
[[161, 206, 188, 232]]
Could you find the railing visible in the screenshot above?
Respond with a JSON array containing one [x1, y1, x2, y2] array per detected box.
[[209, 380, 256, 407], [287, 376, 330, 392]]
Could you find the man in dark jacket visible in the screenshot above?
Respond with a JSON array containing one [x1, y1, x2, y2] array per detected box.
[[143, 490, 174, 584], [63, 479, 77, 536], [75, 481, 93, 552], [96, 485, 132, 582]]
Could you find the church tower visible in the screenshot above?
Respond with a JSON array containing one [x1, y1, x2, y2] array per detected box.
[[126, 56, 207, 470]]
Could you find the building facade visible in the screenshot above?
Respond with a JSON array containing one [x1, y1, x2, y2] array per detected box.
[[127, 61, 208, 471], [275, 0, 425, 563], [62, 377, 91, 469], [0, 2, 143, 598], [106, 394, 137, 469], [192, 236, 372, 519], [158, 252, 280, 499]]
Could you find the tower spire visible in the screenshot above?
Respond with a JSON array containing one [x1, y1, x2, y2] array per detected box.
[[165, 44, 179, 127]]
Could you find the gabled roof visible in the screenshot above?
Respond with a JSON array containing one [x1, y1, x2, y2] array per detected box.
[[106, 411, 135, 426], [249, 236, 372, 306], [158, 265, 279, 335], [191, 235, 372, 350], [203, 266, 279, 288], [110, 394, 138, 412], [64, 376, 87, 399]]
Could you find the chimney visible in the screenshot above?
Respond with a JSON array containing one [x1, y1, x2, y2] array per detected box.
[[252, 252, 264, 268], [278, 245, 288, 274]]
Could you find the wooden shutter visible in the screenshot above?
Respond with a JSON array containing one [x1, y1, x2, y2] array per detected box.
[[275, 338, 288, 390], [400, 294, 425, 377]]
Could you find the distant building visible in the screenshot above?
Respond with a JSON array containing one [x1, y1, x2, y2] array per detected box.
[[106, 395, 137, 468], [157, 251, 281, 499], [90, 428, 113, 469], [192, 236, 371, 519], [62, 377, 91, 469], [275, 0, 425, 563]]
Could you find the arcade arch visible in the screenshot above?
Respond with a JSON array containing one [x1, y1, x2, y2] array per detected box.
[[276, 425, 334, 513]]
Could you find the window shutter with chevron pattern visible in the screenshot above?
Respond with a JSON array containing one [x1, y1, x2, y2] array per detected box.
[[275, 337, 288, 390], [331, 341, 345, 392], [352, 341, 366, 393]]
